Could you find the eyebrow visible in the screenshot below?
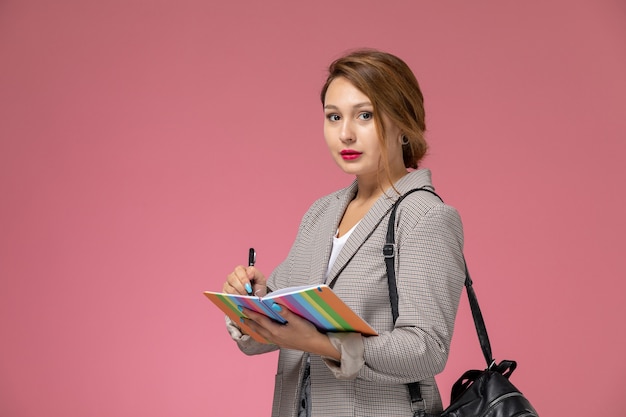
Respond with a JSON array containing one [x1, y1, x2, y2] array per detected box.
[[324, 102, 372, 111]]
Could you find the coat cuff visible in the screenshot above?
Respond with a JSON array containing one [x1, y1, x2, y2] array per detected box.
[[226, 315, 248, 340], [322, 332, 365, 380], [225, 316, 278, 355]]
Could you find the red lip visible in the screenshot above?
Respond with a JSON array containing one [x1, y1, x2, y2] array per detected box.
[[340, 149, 362, 160]]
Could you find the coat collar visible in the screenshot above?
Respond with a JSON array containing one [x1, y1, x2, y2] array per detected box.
[[319, 169, 435, 285]]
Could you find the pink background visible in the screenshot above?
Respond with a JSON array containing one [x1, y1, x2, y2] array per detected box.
[[1, 1, 624, 416]]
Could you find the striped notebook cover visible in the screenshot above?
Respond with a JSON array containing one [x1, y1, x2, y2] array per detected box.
[[204, 284, 377, 343]]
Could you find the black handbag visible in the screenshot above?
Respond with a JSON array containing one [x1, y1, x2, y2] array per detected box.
[[384, 188, 539, 417]]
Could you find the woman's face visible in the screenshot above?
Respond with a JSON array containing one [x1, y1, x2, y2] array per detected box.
[[323, 77, 404, 181]]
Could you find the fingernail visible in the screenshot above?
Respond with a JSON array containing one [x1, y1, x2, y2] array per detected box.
[[271, 303, 282, 312], [237, 305, 243, 312], [240, 317, 245, 324], [245, 283, 252, 294]]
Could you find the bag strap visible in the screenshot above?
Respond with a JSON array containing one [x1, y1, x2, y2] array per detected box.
[[463, 263, 494, 367], [384, 187, 442, 322], [384, 188, 496, 414]]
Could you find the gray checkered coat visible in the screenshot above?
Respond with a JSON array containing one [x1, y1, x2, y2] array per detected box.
[[237, 169, 465, 417]]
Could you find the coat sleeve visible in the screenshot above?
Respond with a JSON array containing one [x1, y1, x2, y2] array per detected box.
[[354, 203, 465, 384]]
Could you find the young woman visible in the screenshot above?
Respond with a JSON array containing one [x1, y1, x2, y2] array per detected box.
[[222, 49, 465, 417]]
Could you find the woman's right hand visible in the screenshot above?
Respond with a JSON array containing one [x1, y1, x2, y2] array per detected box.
[[223, 265, 267, 297]]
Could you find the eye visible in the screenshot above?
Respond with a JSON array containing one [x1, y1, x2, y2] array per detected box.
[[358, 112, 373, 121], [326, 113, 341, 122]]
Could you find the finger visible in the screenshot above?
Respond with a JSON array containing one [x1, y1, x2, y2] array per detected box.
[[240, 307, 287, 338], [239, 316, 274, 345], [243, 305, 313, 350], [239, 308, 278, 342], [224, 266, 251, 295], [269, 302, 288, 319], [241, 306, 271, 322], [246, 266, 267, 296]]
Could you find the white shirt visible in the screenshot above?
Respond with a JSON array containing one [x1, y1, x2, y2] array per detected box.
[[325, 221, 360, 280]]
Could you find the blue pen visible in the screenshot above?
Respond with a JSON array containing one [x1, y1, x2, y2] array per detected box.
[[246, 248, 256, 295]]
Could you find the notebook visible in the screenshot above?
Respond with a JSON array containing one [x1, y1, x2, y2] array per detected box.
[[204, 284, 377, 343]]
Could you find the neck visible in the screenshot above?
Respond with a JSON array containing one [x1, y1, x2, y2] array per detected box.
[[354, 168, 408, 201]]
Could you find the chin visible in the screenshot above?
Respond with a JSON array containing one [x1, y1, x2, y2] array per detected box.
[[334, 163, 360, 175]]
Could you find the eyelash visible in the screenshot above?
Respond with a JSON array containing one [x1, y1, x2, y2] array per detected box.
[[325, 112, 373, 122]]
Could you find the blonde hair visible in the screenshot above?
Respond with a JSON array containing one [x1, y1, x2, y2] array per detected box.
[[321, 49, 428, 172]]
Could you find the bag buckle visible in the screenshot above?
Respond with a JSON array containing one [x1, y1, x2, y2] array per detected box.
[[410, 398, 426, 416], [383, 243, 395, 258]]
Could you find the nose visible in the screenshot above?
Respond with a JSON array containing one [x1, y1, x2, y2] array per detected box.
[[338, 120, 355, 143]]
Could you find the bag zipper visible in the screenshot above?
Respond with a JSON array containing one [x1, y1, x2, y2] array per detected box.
[[478, 392, 537, 417]]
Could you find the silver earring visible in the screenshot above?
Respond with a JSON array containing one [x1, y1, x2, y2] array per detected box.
[[401, 135, 410, 145]]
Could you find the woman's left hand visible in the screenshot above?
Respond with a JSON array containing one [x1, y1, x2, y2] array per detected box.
[[241, 304, 341, 360]]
